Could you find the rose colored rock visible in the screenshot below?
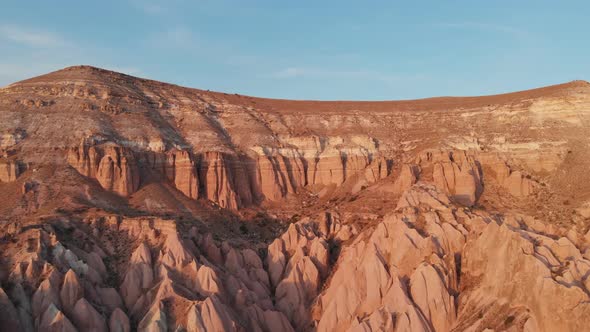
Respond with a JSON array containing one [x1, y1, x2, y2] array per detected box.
[[275, 255, 320, 327], [160, 230, 194, 269], [137, 301, 167, 332], [86, 252, 107, 277], [459, 222, 590, 331], [68, 141, 140, 196], [32, 275, 62, 319], [263, 309, 295, 332], [200, 151, 240, 209], [392, 163, 420, 195], [109, 308, 130, 332], [60, 269, 83, 315], [130, 242, 152, 265], [194, 265, 224, 297], [0, 287, 22, 331], [479, 154, 537, 197], [97, 287, 123, 313], [503, 170, 536, 197], [166, 149, 199, 199], [0, 158, 19, 182], [313, 185, 466, 331], [121, 243, 154, 310], [254, 154, 291, 201], [267, 239, 287, 288], [396, 183, 451, 211], [71, 298, 107, 332], [308, 238, 329, 278], [364, 155, 390, 183], [199, 296, 238, 332], [201, 233, 223, 265], [410, 263, 455, 332], [96, 145, 139, 196], [39, 303, 77, 332], [430, 150, 482, 206], [313, 153, 346, 186], [9, 283, 34, 332]]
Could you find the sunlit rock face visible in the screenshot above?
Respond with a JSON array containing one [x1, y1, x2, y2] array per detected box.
[[1, 66, 590, 331]]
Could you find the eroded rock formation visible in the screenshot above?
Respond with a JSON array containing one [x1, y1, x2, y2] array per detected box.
[[68, 141, 140, 196], [0, 158, 20, 182], [1, 66, 590, 331]]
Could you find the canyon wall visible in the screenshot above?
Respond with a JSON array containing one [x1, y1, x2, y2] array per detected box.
[[66, 139, 391, 209]]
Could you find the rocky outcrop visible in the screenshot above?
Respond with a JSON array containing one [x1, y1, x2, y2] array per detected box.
[[309, 182, 590, 331], [250, 146, 389, 202], [66, 136, 391, 209], [502, 170, 536, 196], [309, 148, 374, 187], [392, 163, 420, 195], [265, 216, 343, 329], [120, 242, 154, 310], [0, 288, 22, 331], [4, 67, 590, 332], [1, 181, 590, 331], [0, 158, 20, 182], [418, 150, 483, 206], [364, 155, 390, 183], [71, 298, 107, 332], [109, 308, 130, 332], [457, 221, 590, 331], [143, 149, 200, 199], [476, 153, 538, 197], [60, 269, 83, 316], [164, 150, 199, 199], [254, 153, 295, 201], [186, 296, 239, 332], [199, 151, 241, 209], [68, 140, 140, 196], [313, 184, 462, 331], [312, 153, 346, 186], [251, 148, 307, 202], [38, 303, 77, 332], [410, 263, 456, 332]]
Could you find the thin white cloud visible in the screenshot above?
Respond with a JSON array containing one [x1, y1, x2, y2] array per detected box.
[[268, 66, 432, 96], [130, 0, 167, 14], [147, 26, 201, 51], [0, 24, 66, 47], [165, 26, 194, 46], [436, 22, 528, 38], [271, 66, 413, 82], [0, 25, 143, 86], [274, 67, 305, 78], [272, 67, 362, 79]]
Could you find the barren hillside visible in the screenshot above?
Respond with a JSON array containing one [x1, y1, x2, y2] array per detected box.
[[1, 66, 589, 332]]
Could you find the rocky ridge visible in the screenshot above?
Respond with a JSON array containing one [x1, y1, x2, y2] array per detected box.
[[1, 66, 590, 331]]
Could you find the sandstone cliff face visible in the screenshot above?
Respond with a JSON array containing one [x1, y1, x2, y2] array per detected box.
[[142, 149, 200, 199], [252, 148, 303, 202], [2, 67, 590, 331], [477, 153, 539, 197], [312, 184, 590, 331], [199, 151, 242, 209], [417, 150, 483, 206], [0, 158, 20, 182], [313, 184, 462, 331], [392, 163, 420, 195], [458, 221, 590, 332], [66, 138, 390, 209], [68, 141, 140, 196]]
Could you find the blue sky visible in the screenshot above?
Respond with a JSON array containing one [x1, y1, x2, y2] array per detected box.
[[1, 1, 589, 100]]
